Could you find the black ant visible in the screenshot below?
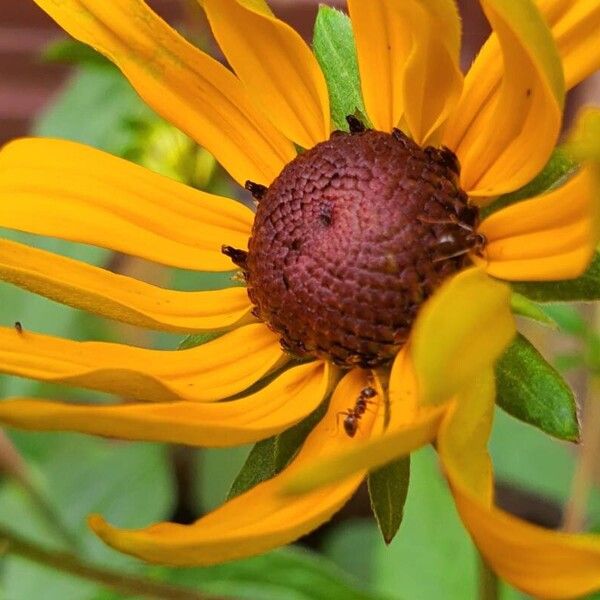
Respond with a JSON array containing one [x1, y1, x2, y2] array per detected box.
[[14, 321, 23, 334], [339, 386, 377, 438]]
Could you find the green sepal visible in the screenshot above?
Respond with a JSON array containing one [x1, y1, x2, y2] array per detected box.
[[312, 6, 367, 131], [178, 331, 223, 350], [510, 293, 557, 328], [367, 456, 410, 545], [495, 334, 580, 442], [512, 253, 600, 302], [481, 147, 578, 218], [227, 399, 329, 500]]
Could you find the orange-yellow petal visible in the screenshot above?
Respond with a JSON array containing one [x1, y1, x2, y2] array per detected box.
[[439, 368, 600, 599], [538, 0, 600, 90], [476, 165, 600, 280], [0, 361, 330, 447], [347, 0, 406, 132], [0, 323, 283, 402], [444, 0, 595, 164], [0, 139, 252, 271], [396, 0, 463, 145], [451, 0, 565, 198], [283, 350, 445, 495], [348, 0, 462, 143], [203, 0, 330, 148], [89, 369, 378, 565], [411, 267, 515, 405], [0, 239, 251, 332], [33, 0, 295, 185]]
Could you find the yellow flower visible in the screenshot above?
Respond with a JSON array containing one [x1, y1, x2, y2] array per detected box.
[[0, 0, 599, 597]]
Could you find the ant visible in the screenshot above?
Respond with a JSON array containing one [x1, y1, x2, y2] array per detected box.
[[14, 321, 23, 334], [339, 386, 377, 438]]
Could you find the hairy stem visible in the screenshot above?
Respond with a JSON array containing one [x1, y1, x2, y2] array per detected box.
[[0, 525, 229, 600], [478, 553, 499, 600], [563, 304, 600, 532]]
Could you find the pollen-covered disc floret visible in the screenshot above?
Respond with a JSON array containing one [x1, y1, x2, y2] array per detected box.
[[243, 126, 481, 368]]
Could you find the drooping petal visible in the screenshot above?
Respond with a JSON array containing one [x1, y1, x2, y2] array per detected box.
[[0, 239, 251, 332], [33, 0, 296, 185], [89, 369, 379, 565], [476, 165, 600, 280], [203, 0, 330, 148], [411, 268, 515, 405], [0, 139, 252, 271], [348, 0, 462, 143], [283, 351, 445, 495], [437, 370, 496, 506], [0, 362, 330, 447], [439, 368, 600, 599], [0, 323, 283, 402], [450, 0, 565, 198], [446, 0, 600, 159]]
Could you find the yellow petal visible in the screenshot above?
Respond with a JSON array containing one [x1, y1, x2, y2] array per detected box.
[[444, 0, 594, 162], [0, 362, 330, 447], [451, 0, 565, 198], [0, 239, 251, 332], [348, 0, 462, 142], [437, 369, 496, 506], [411, 268, 515, 405], [477, 165, 600, 280], [203, 0, 330, 148], [89, 369, 379, 565], [347, 0, 406, 132], [537, 0, 600, 90], [33, 0, 295, 185], [0, 323, 283, 402], [439, 368, 600, 599], [283, 350, 446, 495], [566, 107, 600, 164], [0, 139, 252, 271], [396, 0, 463, 145]]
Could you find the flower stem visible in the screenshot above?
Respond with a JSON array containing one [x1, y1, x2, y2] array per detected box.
[[563, 372, 600, 532], [563, 305, 600, 532], [478, 553, 499, 600], [0, 525, 229, 600]]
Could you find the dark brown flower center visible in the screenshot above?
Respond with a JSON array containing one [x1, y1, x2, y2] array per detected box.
[[227, 125, 482, 368]]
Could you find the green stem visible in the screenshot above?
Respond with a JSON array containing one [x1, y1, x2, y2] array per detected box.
[[0, 525, 229, 600], [563, 305, 600, 532], [478, 554, 499, 600]]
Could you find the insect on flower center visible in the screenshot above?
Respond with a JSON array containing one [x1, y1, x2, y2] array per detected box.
[[224, 118, 483, 368]]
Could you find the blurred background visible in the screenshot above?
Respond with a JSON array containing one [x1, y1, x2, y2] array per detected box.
[[0, 1, 599, 599]]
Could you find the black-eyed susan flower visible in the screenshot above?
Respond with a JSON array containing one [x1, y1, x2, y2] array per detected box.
[[0, 0, 599, 597]]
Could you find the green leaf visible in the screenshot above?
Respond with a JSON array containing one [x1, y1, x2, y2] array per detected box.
[[368, 456, 410, 545], [512, 252, 600, 302], [373, 447, 478, 599], [495, 334, 580, 442], [161, 546, 386, 600], [34, 67, 151, 154], [313, 6, 366, 131], [510, 293, 557, 328], [227, 399, 328, 499], [482, 147, 579, 218]]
